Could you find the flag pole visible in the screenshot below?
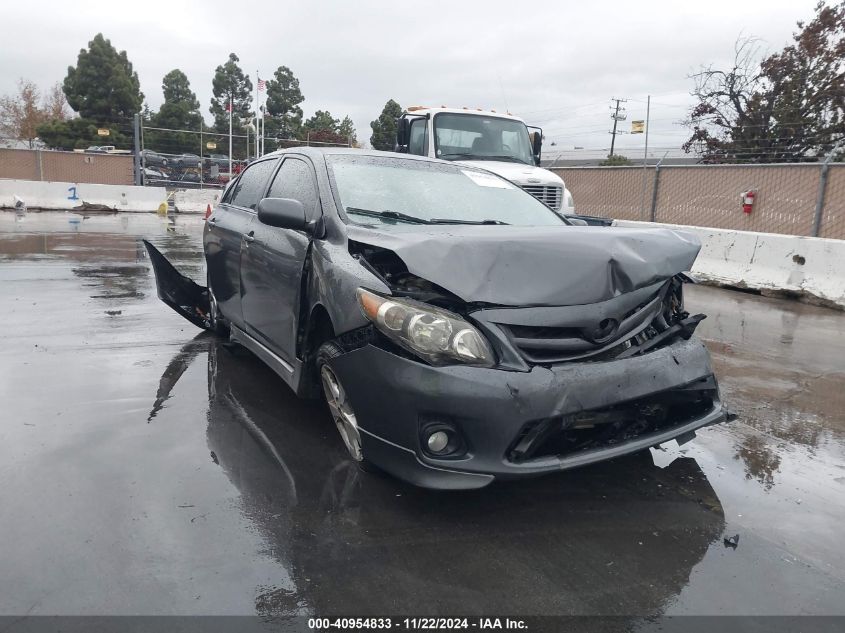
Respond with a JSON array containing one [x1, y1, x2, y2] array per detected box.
[[228, 95, 232, 179]]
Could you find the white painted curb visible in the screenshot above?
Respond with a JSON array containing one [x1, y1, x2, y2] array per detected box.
[[614, 219, 845, 309], [0, 179, 167, 212]]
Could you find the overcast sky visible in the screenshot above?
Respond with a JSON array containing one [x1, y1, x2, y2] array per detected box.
[[0, 0, 822, 156]]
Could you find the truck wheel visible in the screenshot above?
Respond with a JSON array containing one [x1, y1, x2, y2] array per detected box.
[[317, 341, 375, 471]]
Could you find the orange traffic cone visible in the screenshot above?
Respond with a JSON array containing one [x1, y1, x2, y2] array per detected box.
[[204, 204, 212, 220]]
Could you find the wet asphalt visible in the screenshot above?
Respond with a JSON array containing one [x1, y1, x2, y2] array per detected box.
[[1, 211, 844, 620]]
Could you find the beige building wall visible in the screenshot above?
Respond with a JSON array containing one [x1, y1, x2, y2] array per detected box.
[[0, 148, 134, 185]]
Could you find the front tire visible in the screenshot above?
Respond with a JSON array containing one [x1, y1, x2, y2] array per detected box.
[[317, 341, 374, 470], [207, 275, 229, 337]]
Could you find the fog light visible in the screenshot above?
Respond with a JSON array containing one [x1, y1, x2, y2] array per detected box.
[[427, 430, 450, 453]]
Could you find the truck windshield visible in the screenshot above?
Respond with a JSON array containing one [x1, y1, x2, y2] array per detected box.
[[434, 113, 534, 165], [327, 155, 566, 227]]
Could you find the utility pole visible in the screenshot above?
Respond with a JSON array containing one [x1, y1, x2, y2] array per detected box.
[[609, 97, 627, 157], [642, 95, 650, 166], [640, 95, 651, 219], [132, 113, 141, 186]]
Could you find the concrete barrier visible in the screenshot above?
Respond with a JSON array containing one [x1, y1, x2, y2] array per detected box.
[[173, 189, 221, 214], [0, 179, 167, 212], [614, 219, 845, 309]]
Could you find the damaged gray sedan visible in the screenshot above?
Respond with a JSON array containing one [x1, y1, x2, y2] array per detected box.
[[145, 148, 726, 490]]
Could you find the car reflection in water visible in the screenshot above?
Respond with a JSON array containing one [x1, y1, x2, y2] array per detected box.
[[149, 336, 726, 618]]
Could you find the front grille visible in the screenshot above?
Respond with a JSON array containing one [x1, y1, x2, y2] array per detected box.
[[507, 377, 718, 463], [498, 278, 698, 365], [502, 295, 663, 364], [521, 185, 562, 210]]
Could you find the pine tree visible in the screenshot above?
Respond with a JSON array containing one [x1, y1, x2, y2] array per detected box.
[[210, 53, 253, 133], [304, 110, 339, 133], [152, 69, 203, 154], [266, 65, 304, 140], [370, 99, 402, 150], [63, 33, 143, 123], [338, 116, 357, 146]]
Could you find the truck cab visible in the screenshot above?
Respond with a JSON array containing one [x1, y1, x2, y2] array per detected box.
[[395, 106, 576, 215]]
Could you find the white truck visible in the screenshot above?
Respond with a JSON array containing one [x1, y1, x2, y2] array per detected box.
[[395, 106, 578, 217]]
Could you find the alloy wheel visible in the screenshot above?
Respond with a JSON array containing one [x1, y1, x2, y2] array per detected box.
[[320, 364, 363, 461]]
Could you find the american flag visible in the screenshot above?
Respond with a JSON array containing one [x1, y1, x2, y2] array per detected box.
[[258, 78, 266, 91]]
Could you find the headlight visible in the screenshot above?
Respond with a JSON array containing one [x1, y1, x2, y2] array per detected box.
[[357, 288, 495, 367], [565, 189, 574, 210]]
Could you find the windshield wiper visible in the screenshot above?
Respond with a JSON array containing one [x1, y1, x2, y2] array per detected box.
[[346, 207, 431, 224], [439, 152, 477, 160], [440, 153, 531, 165], [471, 155, 531, 165], [430, 218, 510, 225]]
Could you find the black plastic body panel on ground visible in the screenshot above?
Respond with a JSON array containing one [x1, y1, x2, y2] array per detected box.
[[143, 240, 211, 330]]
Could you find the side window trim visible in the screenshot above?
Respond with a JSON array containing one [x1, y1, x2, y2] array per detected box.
[[228, 157, 279, 212], [267, 155, 323, 221], [220, 176, 239, 205]]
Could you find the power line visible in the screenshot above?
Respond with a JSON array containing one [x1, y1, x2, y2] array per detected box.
[[517, 100, 609, 117]]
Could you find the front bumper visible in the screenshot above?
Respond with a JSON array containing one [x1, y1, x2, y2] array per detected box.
[[330, 336, 726, 490]]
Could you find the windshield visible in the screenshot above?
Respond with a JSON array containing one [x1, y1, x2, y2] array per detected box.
[[327, 155, 566, 227], [434, 113, 534, 165]]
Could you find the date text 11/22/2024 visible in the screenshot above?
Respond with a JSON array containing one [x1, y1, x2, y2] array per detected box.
[[308, 618, 528, 630]]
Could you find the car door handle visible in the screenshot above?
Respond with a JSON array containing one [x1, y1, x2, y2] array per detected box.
[[243, 231, 255, 243], [207, 218, 216, 227]]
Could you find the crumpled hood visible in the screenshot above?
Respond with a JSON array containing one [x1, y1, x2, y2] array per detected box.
[[347, 225, 700, 307]]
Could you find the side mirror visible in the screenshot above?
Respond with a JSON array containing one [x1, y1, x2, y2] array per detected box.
[[257, 197, 309, 232], [531, 129, 543, 165], [396, 117, 410, 152]]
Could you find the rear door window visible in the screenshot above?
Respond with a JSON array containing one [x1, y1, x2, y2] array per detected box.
[[229, 159, 278, 210]]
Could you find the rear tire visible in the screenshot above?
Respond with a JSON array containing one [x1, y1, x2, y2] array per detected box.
[[317, 341, 376, 471]]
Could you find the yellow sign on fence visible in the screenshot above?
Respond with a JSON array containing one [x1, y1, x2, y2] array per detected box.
[[206, 141, 217, 150], [631, 120, 645, 134], [97, 128, 110, 136]]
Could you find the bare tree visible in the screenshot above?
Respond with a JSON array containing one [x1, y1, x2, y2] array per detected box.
[[44, 82, 70, 121], [683, 2, 845, 163], [0, 79, 47, 148]]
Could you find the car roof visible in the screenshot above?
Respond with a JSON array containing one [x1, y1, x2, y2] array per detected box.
[[262, 146, 456, 167]]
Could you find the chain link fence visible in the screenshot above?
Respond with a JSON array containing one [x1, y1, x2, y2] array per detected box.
[[556, 167, 654, 222], [552, 163, 845, 239], [140, 125, 246, 189], [654, 164, 819, 236], [819, 165, 845, 240], [1, 115, 352, 191], [140, 123, 352, 189], [5, 112, 844, 241]]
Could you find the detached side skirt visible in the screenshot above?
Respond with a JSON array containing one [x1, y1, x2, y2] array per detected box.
[[143, 240, 211, 331]]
